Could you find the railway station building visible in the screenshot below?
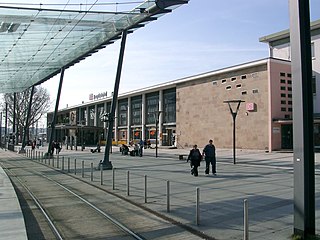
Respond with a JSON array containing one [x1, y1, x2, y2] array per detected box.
[[48, 19, 320, 152]]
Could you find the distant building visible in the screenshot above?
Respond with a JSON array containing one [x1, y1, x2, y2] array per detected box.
[[260, 18, 320, 148]]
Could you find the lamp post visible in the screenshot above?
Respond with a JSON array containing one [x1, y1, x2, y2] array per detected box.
[[154, 111, 162, 158], [101, 112, 112, 154], [0, 112, 2, 147], [223, 100, 244, 164]]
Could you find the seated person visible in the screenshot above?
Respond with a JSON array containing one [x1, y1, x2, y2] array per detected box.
[[121, 144, 129, 155], [91, 143, 101, 153]]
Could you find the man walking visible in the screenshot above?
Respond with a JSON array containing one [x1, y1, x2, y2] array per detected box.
[[203, 139, 217, 175]]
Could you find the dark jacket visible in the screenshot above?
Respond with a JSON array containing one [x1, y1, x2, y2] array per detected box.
[[188, 148, 202, 167], [203, 144, 216, 158]]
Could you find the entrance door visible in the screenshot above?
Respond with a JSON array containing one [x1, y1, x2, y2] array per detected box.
[[281, 124, 293, 149]]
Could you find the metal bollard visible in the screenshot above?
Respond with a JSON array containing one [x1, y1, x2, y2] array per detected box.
[[244, 199, 249, 240], [196, 187, 200, 226], [74, 159, 77, 175], [144, 175, 147, 203], [82, 161, 84, 178], [91, 163, 93, 181], [167, 180, 170, 212], [100, 164, 103, 185], [62, 157, 64, 171], [127, 171, 130, 196], [41, 152, 44, 162], [68, 157, 70, 173], [57, 155, 59, 168], [52, 157, 55, 167], [48, 158, 51, 166], [44, 157, 47, 165], [112, 168, 115, 190]]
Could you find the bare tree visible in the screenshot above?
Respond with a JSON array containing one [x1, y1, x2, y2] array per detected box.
[[2, 86, 51, 143]]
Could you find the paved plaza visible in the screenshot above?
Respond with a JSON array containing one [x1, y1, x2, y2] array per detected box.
[[1, 146, 320, 239]]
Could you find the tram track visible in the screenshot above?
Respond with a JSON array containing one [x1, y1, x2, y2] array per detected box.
[[1, 153, 209, 240]]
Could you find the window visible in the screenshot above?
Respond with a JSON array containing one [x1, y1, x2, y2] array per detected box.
[[231, 77, 237, 81], [281, 107, 286, 112], [131, 96, 142, 125], [280, 79, 286, 84], [163, 88, 176, 123], [280, 86, 286, 91], [288, 94, 292, 98], [212, 81, 217, 86], [281, 93, 286, 98], [288, 87, 292, 91], [226, 85, 231, 90], [285, 114, 290, 119], [288, 80, 292, 84], [118, 100, 128, 126], [280, 72, 286, 77], [288, 108, 292, 112], [281, 100, 286, 104], [241, 91, 247, 95], [236, 84, 242, 88], [241, 75, 247, 80], [221, 79, 227, 84], [252, 89, 259, 94], [287, 73, 292, 78], [288, 101, 292, 105]]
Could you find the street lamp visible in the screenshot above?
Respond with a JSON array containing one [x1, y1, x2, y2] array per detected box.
[[149, 111, 162, 158], [223, 100, 245, 164]]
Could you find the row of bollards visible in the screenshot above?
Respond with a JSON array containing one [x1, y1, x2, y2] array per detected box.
[[25, 149, 250, 238]]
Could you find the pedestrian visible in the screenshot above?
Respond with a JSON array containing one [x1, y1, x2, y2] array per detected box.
[[202, 139, 217, 175], [139, 139, 144, 157], [187, 144, 202, 177]]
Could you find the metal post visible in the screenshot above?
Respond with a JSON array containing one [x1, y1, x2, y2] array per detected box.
[[4, 102, 8, 150], [167, 180, 170, 212], [74, 159, 77, 175], [13, 93, 16, 145], [62, 156, 64, 171], [289, 0, 315, 237], [144, 175, 147, 203], [112, 168, 115, 190], [127, 171, 130, 196], [0, 112, 2, 148], [21, 87, 35, 152], [223, 100, 244, 164], [102, 30, 128, 170], [91, 163, 93, 181], [47, 68, 65, 157], [82, 161, 84, 178], [100, 163, 103, 185], [244, 199, 249, 240], [68, 157, 70, 173], [57, 155, 59, 168], [196, 187, 200, 226]]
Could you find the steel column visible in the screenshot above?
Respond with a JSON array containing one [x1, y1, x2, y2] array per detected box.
[[21, 87, 35, 151], [13, 92, 16, 145], [4, 102, 8, 150], [289, 0, 315, 237], [47, 68, 65, 156], [101, 30, 127, 169]]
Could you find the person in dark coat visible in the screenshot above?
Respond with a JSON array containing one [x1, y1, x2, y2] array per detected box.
[[187, 144, 202, 177], [203, 139, 217, 175]]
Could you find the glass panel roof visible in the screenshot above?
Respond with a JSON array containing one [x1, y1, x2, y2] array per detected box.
[[0, 0, 188, 93]]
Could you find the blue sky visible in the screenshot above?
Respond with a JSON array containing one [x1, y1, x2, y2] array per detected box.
[[11, 0, 319, 110]]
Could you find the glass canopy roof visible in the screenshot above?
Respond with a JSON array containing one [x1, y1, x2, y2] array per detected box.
[[0, 0, 188, 93]]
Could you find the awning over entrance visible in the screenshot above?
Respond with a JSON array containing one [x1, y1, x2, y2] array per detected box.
[[0, 0, 188, 93]]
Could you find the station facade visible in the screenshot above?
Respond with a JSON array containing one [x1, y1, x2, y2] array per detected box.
[[48, 19, 320, 151]]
